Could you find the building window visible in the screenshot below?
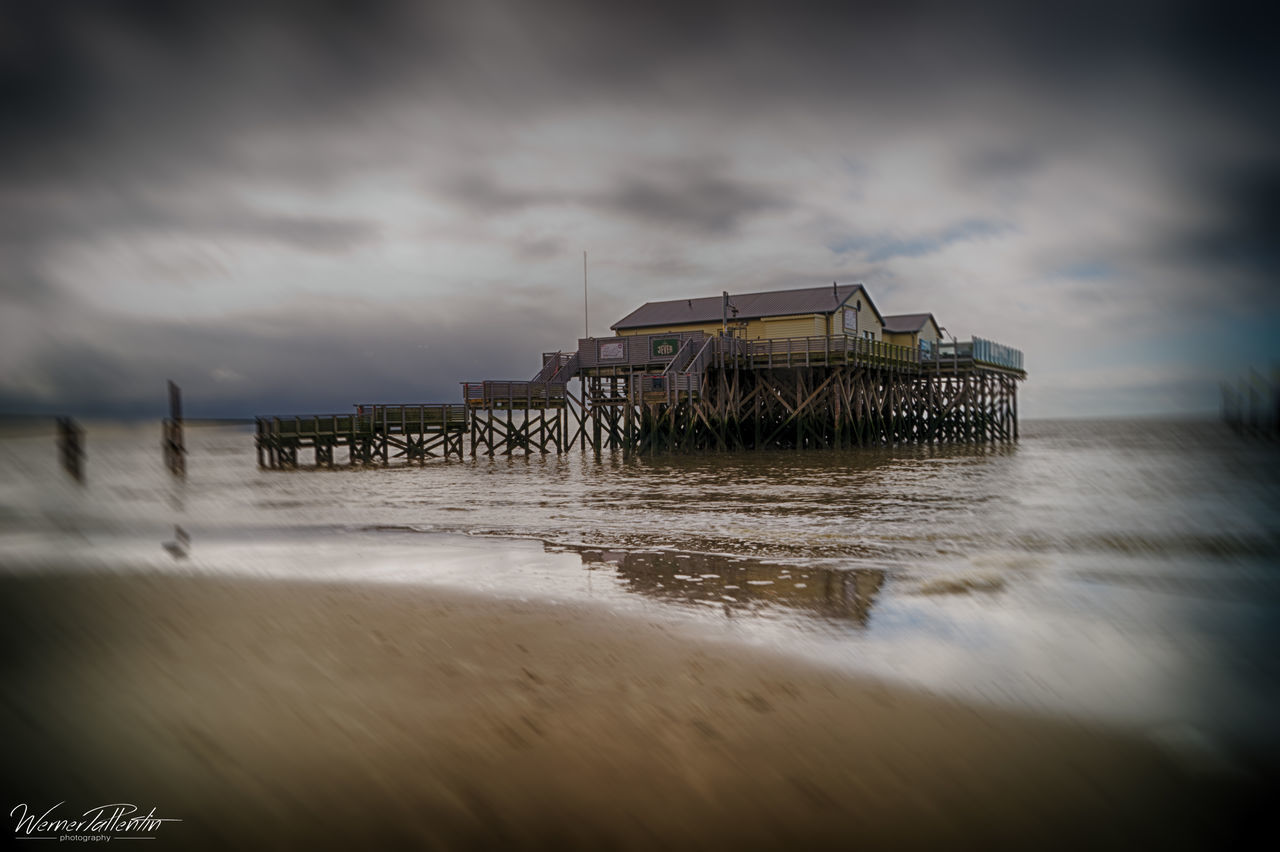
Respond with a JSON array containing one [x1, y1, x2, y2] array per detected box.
[[863, 330, 874, 341]]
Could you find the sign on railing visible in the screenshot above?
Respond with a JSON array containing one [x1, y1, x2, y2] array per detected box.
[[599, 340, 626, 361], [651, 337, 679, 359]]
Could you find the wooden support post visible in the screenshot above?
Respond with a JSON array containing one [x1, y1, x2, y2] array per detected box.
[[57, 417, 85, 482], [1012, 381, 1019, 441], [623, 390, 634, 457], [592, 384, 602, 454], [163, 380, 186, 477]]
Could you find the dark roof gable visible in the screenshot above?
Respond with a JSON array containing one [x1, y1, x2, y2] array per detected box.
[[881, 313, 939, 334], [612, 283, 884, 330]]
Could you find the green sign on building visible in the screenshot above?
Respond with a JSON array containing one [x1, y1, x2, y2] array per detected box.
[[651, 337, 679, 359]]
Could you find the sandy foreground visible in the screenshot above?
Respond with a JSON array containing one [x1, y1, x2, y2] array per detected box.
[[0, 571, 1271, 850]]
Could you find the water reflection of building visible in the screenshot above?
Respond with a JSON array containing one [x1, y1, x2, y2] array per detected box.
[[576, 548, 885, 628]]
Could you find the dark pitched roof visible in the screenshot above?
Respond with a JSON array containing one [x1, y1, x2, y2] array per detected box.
[[881, 313, 939, 334], [612, 283, 883, 330]]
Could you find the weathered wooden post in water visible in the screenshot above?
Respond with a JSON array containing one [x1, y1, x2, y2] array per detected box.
[[56, 417, 84, 482], [163, 380, 186, 476]]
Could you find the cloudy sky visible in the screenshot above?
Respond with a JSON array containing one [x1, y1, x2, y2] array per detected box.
[[2, 0, 1276, 418]]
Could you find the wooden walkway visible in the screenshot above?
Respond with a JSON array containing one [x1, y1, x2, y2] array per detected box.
[[256, 404, 467, 467], [461, 381, 569, 410]]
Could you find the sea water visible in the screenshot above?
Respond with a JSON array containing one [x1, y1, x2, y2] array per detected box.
[[2, 417, 1277, 756]]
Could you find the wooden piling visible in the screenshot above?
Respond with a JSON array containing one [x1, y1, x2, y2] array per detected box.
[[57, 417, 85, 482], [163, 380, 186, 477], [579, 348, 1022, 454]]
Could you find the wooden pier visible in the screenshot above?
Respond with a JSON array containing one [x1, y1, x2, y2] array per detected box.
[[577, 333, 1023, 455], [255, 404, 467, 468], [462, 351, 580, 456], [463, 381, 572, 457], [255, 333, 1023, 466], [255, 279, 1027, 467]]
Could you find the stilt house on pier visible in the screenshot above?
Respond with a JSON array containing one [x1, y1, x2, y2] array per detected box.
[[256, 281, 1026, 465], [612, 283, 886, 342]]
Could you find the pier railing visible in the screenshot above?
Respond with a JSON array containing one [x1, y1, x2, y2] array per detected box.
[[256, 413, 358, 439], [577, 332, 926, 374], [577, 332, 710, 370], [739, 335, 922, 369], [256, 405, 467, 441], [970, 337, 1023, 371], [662, 337, 698, 375], [355, 404, 468, 430], [926, 338, 1025, 374], [687, 335, 717, 376], [461, 380, 569, 409], [633, 372, 702, 404], [532, 351, 580, 382], [721, 333, 1021, 373], [631, 336, 719, 404], [574, 331, 1022, 377]]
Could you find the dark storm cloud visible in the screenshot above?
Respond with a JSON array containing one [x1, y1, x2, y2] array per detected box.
[[5, 1, 1274, 209], [439, 174, 552, 215], [487, 0, 1280, 137], [1158, 1, 1280, 131], [238, 214, 381, 253], [0, 188, 380, 271], [0, 0, 447, 180], [1180, 162, 1280, 283], [441, 163, 788, 236], [8, 0, 1275, 173], [600, 169, 787, 235], [0, 191, 380, 254], [513, 236, 567, 260]]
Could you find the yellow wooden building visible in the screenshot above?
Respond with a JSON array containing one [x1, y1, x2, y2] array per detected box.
[[881, 313, 943, 349], [610, 283, 886, 341]]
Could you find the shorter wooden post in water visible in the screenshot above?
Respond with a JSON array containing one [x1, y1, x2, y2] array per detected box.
[[56, 417, 84, 482], [163, 380, 186, 477]]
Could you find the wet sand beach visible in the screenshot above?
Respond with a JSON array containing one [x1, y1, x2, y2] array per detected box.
[[1, 571, 1270, 850]]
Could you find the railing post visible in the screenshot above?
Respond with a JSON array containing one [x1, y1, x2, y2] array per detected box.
[[381, 406, 389, 463]]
